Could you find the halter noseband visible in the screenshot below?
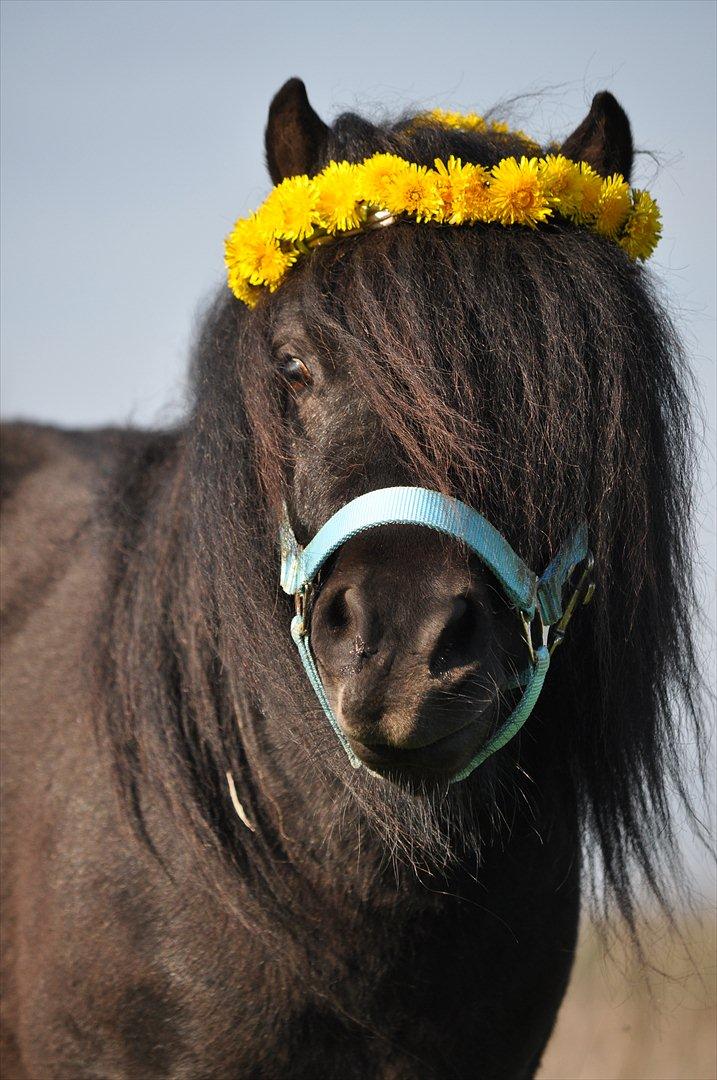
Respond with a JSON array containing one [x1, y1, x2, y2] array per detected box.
[[280, 487, 594, 783]]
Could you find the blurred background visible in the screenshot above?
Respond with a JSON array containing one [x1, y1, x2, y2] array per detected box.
[[1, 2, 715, 1076]]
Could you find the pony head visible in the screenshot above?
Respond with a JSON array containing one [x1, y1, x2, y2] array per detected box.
[[107, 80, 701, 922]]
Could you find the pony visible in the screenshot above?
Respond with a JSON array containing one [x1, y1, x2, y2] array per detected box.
[[0, 79, 702, 1078]]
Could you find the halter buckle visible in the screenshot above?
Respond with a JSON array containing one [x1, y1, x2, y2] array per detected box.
[[294, 584, 312, 636], [548, 552, 595, 654], [520, 552, 595, 662]]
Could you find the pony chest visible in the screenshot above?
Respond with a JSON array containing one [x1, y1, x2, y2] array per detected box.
[[161, 887, 571, 1078]]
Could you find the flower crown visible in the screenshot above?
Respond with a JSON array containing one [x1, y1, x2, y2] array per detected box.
[[225, 111, 661, 308]]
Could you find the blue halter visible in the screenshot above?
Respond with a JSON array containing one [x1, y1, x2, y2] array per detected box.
[[280, 487, 594, 783]]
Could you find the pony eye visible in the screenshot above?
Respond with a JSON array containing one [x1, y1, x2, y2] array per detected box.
[[281, 356, 313, 391]]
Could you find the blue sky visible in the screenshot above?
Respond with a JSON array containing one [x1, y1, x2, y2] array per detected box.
[[1, 0, 715, 891], [2, 1, 714, 428]]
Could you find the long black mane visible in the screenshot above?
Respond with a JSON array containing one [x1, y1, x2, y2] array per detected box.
[[99, 105, 704, 937]]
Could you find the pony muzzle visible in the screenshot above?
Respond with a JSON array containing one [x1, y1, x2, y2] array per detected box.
[[281, 487, 592, 782]]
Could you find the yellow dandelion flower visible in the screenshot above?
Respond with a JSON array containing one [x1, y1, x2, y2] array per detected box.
[[434, 157, 458, 217], [434, 157, 491, 223], [424, 108, 484, 132], [226, 266, 262, 307], [225, 215, 297, 289], [225, 224, 264, 305], [315, 161, 363, 233], [539, 155, 581, 212], [594, 175, 632, 238], [423, 108, 455, 128], [262, 174, 322, 242], [464, 112, 488, 132], [462, 165, 491, 220], [416, 109, 494, 134], [620, 190, 662, 261], [487, 156, 552, 227], [434, 156, 464, 221], [540, 156, 604, 223], [571, 162, 604, 222], [383, 162, 443, 222], [255, 241, 297, 289], [360, 153, 411, 208], [412, 108, 539, 149], [225, 215, 269, 279]]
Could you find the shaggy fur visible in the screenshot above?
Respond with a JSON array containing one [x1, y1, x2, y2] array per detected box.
[[1, 83, 703, 1078]]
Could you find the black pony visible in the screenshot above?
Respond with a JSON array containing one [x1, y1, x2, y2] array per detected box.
[[0, 80, 702, 1078]]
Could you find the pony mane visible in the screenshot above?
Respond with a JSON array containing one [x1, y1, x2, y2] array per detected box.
[[99, 105, 706, 935]]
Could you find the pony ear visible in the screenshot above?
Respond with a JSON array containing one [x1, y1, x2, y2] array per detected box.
[[265, 78, 330, 184], [560, 92, 634, 180]]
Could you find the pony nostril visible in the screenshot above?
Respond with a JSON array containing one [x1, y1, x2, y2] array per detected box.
[[445, 595, 476, 642], [429, 594, 485, 677], [322, 587, 351, 633]]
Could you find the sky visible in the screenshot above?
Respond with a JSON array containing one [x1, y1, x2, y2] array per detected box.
[[1, 0, 715, 893]]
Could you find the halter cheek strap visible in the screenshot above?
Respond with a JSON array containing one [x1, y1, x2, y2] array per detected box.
[[279, 487, 594, 783]]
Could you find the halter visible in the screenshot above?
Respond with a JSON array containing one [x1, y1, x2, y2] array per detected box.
[[280, 487, 594, 783]]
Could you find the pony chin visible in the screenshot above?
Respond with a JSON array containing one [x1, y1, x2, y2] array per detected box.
[[337, 752, 491, 879]]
